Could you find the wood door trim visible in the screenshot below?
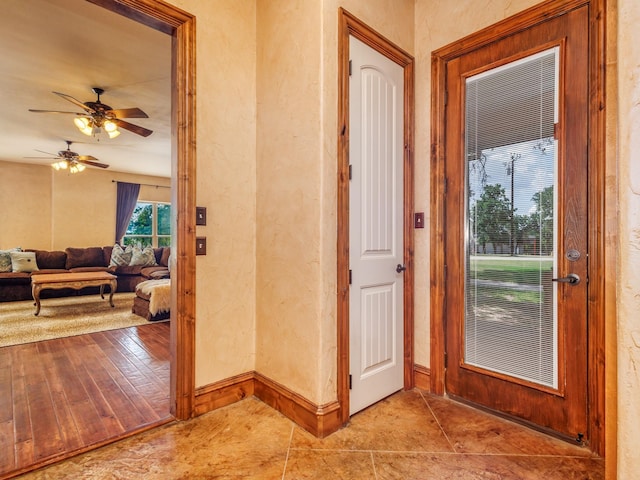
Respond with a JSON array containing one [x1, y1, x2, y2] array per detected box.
[[91, 0, 197, 421], [338, 8, 415, 425], [430, 0, 607, 456]]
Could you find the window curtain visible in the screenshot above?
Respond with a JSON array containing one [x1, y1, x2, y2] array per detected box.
[[115, 181, 141, 244]]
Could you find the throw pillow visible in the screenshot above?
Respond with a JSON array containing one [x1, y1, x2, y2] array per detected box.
[[65, 247, 105, 269], [10, 251, 39, 273], [0, 247, 21, 272], [110, 244, 133, 267], [130, 246, 157, 266]]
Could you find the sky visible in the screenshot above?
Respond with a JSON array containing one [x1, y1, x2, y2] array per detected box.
[[468, 138, 555, 216]]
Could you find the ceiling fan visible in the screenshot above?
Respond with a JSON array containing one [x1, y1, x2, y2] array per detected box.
[[29, 87, 153, 138], [27, 140, 109, 173]]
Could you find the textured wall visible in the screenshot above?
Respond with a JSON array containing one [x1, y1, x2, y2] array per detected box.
[[167, 0, 258, 385], [617, 0, 640, 475], [319, 0, 415, 404], [0, 161, 52, 250], [254, 0, 324, 401], [159, 6, 637, 474], [412, 0, 541, 369], [253, 0, 414, 404], [0, 160, 169, 251]]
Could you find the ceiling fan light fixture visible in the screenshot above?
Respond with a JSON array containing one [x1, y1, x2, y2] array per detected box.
[[73, 117, 93, 136], [74, 117, 88, 129], [74, 117, 95, 136], [69, 162, 86, 174], [104, 120, 121, 138], [51, 160, 68, 170]]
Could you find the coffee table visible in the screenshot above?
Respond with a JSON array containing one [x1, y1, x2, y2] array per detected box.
[[31, 271, 118, 316]]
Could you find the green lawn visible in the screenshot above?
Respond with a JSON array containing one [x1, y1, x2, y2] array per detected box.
[[469, 257, 553, 285]]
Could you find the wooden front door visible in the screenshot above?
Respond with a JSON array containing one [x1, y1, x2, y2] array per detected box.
[[443, 5, 589, 441]]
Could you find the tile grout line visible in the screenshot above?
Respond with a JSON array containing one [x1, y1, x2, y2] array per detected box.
[[370, 451, 378, 480], [281, 424, 295, 480], [419, 390, 458, 454]]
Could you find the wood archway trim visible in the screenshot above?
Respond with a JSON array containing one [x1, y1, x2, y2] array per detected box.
[[89, 0, 196, 421], [337, 8, 415, 425]]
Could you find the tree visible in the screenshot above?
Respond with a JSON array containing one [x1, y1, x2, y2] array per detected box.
[[531, 186, 554, 255], [471, 184, 511, 254], [127, 204, 153, 236]]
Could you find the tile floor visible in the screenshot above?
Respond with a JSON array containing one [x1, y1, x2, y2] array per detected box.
[[18, 390, 603, 479]]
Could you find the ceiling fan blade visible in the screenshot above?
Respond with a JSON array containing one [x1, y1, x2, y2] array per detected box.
[[77, 155, 99, 161], [113, 118, 153, 137], [33, 149, 59, 156], [28, 109, 86, 115], [109, 107, 149, 119], [79, 159, 109, 169], [24, 156, 59, 159], [53, 91, 94, 113]]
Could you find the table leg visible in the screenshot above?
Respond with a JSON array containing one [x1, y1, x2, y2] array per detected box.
[[100, 284, 105, 299], [32, 283, 42, 316], [108, 279, 117, 307]]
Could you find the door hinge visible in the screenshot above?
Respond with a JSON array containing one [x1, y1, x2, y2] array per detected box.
[[444, 90, 448, 106], [349, 374, 352, 390], [349, 59, 352, 76], [349, 164, 352, 180], [349, 269, 352, 285], [444, 177, 448, 194], [444, 352, 448, 369]]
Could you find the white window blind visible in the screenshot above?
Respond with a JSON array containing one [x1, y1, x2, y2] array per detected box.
[[464, 48, 559, 388], [466, 49, 557, 161]]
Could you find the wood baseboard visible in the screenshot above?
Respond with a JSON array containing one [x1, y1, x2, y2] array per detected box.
[[414, 364, 431, 391], [194, 371, 343, 438], [194, 372, 255, 416]]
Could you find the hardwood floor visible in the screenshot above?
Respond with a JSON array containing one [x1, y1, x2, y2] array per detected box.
[[0, 322, 171, 478]]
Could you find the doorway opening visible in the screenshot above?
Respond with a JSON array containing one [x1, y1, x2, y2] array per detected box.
[[2, 0, 196, 475]]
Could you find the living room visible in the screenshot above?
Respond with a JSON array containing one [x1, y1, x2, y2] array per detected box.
[[0, 1, 176, 475], [0, 0, 172, 328]]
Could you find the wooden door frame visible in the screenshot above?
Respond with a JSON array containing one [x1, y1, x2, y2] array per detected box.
[[90, 0, 196, 421], [429, 0, 607, 455], [337, 9, 415, 425]]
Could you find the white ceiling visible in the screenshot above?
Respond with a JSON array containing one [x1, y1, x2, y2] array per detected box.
[[0, 0, 172, 178]]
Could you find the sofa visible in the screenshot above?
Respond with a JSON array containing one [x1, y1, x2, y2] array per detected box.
[[0, 245, 170, 303]]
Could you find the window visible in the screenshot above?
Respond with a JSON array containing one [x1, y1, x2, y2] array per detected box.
[[123, 201, 171, 247]]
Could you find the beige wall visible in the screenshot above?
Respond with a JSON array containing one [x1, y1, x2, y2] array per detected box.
[[0, 160, 169, 251], [617, 0, 639, 475], [168, 0, 258, 385], [319, 0, 415, 403], [254, 0, 415, 404], [413, 0, 541, 368], [255, 0, 325, 401], [154, 0, 636, 472], [0, 161, 52, 250]]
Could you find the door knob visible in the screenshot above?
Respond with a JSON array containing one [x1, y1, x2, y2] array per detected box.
[[396, 264, 406, 273], [552, 273, 580, 285]]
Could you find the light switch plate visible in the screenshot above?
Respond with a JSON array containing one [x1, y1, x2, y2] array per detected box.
[[196, 237, 207, 255], [414, 212, 425, 229], [196, 206, 207, 226]]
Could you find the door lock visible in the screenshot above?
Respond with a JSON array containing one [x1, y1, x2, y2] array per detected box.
[[396, 264, 407, 273], [552, 273, 580, 285]]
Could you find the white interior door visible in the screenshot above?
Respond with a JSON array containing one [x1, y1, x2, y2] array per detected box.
[[349, 36, 404, 415]]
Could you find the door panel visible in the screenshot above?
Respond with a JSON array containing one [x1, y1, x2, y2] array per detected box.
[[349, 36, 404, 415], [444, 7, 588, 440]]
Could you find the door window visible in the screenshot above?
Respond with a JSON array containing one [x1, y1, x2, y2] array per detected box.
[[464, 48, 559, 388]]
